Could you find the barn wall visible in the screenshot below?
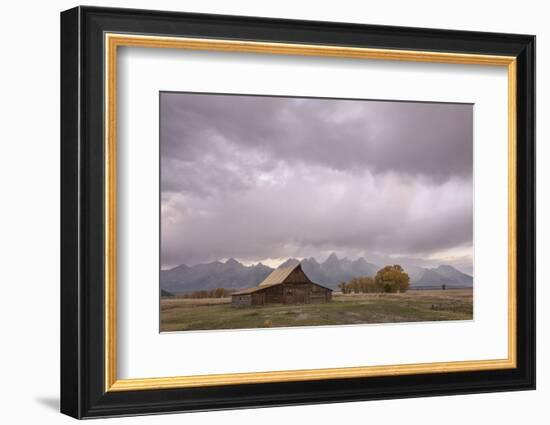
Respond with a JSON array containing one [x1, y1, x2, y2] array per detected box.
[[231, 294, 252, 307], [309, 283, 332, 303], [282, 283, 309, 304], [262, 285, 284, 304], [280, 283, 332, 304], [251, 292, 265, 305], [233, 282, 332, 307]]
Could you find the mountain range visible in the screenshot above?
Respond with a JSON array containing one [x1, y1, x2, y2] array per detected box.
[[160, 254, 472, 294]]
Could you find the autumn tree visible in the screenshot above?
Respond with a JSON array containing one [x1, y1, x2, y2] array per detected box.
[[374, 265, 410, 293], [362, 276, 377, 293], [350, 278, 361, 293], [338, 282, 349, 294], [212, 287, 226, 298]]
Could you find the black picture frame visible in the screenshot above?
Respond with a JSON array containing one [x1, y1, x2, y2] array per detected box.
[[60, 5, 535, 419]]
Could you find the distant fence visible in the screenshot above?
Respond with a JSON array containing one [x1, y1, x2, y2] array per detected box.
[[411, 285, 472, 291]]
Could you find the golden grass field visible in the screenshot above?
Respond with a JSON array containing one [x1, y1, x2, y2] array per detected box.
[[160, 288, 473, 332]]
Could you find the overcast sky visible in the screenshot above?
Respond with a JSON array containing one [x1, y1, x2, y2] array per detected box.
[[160, 92, 473, 274]]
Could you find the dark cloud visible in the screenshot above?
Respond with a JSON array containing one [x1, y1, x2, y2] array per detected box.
[[160, 92, 473, 270]]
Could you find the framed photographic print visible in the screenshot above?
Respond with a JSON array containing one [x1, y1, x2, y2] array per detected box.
[[60, 6, 536, 419]]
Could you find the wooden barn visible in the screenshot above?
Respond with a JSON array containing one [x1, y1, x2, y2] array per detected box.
[[231, 264, 332, 307]]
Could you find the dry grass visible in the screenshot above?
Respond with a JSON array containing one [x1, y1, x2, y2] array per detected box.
[[160, 288, 473, 332], [162, 297, 232, 306]]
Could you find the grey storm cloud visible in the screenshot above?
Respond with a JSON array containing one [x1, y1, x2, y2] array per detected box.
[[160, 92, 473, 269]]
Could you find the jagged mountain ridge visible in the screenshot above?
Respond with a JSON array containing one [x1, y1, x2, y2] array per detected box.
[[160, 254, 472, 294], [416, 265, 473, 286], [279, 254, 380, 288], [161, 258, 273, 294]]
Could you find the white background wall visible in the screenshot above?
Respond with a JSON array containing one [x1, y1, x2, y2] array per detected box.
[[0, 1, 545, 424]]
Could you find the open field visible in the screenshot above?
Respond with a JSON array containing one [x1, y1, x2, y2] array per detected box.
[[160, 288, 473, 332]]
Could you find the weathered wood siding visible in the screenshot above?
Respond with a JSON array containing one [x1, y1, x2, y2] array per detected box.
[[232, 282, 331, 307], [231, 294, 252, 307], [309, 283, 332, 303], [284, 268, 312, 284], [260, 285, 284, 305], [280, 283, 331, 305]]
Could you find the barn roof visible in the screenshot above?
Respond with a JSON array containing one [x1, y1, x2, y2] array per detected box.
[[232, 264, 302, 295], [232, 287, 262, 295], [258, 264, 302, 287]]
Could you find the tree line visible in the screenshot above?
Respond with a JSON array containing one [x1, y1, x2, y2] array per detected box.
[[338, 265, 410, 294], [181, 288, 235, 299]]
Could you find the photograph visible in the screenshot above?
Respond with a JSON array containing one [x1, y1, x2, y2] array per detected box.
[[159, 92, 474, 332]]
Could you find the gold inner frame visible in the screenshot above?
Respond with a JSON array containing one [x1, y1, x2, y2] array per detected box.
[[104, 33, 517, 392]]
